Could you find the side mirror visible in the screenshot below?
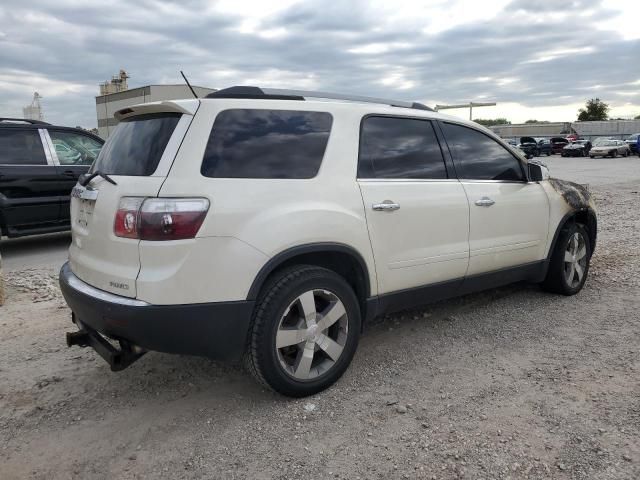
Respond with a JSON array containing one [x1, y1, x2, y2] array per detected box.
[[525, 152, 533, 160], [528, 162, 549, 182]]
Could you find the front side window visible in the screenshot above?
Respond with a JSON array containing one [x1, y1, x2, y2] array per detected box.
[[358, 116, 448, 179], [441, 123, 524, 181], [201, 109, 333, 179], [49, 130, 103, 166], [0, 129, 47, 165], [92, 113, 181, 176]]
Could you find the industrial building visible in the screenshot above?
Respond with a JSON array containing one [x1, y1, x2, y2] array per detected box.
[[95, 71, 216, 138], [490, 120, 640, 141], [23, 92, 44, 121]]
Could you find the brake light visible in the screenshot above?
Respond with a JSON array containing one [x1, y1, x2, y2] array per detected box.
[[114, 197, 209, 240], [114, 197, 144, 239]]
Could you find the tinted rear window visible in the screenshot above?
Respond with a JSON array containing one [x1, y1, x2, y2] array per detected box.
[[201, 109, 332, 179], [92, 113, 181, 176], [358, 116, 447, 179], [0, 129, 47, 165]]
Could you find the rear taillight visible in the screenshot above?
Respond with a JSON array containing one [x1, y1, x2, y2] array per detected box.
[[114, 197, 209, 240], [114, 197, 144, 239]]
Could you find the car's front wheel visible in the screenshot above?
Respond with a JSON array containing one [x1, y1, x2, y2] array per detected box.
[[246, 265, 361, 397], [541, 223, 591, 295]]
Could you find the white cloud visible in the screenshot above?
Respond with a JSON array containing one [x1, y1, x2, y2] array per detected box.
[[0, 0, 638, 127]]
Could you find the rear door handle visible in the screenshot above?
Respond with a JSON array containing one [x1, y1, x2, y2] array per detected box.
[[62, 170, 77, 177], [474, 197, 495, 207], [372, 201, 400, 211]]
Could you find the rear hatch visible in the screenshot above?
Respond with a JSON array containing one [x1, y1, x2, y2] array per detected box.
[[68, 100, 198, 298]]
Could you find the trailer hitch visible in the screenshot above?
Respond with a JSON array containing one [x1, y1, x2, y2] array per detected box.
[[66, 322, 145, 372]]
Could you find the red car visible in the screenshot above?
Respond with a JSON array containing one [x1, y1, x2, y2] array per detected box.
[[550, 137, 569, 154]]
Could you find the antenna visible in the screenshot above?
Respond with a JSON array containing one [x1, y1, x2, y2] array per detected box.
[[180, 71, 198, 99]]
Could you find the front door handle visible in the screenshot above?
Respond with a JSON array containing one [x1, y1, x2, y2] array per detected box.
[[474, 197, 495, 207], [372, 200, 400, 211], [62, 170, 77, 177]]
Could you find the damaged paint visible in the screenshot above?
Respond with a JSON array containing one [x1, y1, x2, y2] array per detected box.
[[548, 178, 592, 211]]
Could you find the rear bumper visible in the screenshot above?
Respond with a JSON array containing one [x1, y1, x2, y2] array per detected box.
[[59, 262, 254, 361]]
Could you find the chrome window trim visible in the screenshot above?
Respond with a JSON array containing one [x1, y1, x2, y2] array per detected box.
[[357, 178, 460, 183], [40, 128, 60, 166], [458, 179, 528, 184]]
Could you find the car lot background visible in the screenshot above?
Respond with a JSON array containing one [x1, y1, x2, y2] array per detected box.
[[1, 156, 639, 479]]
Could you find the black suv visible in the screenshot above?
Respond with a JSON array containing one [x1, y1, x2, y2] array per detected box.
[[0, 118, 104, 237]]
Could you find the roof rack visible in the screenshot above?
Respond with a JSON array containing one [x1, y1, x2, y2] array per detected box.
[[0, 117, 50, 125], [206, 86, 434, 112]]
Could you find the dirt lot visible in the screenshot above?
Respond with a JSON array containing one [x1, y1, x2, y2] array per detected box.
[[1, 168, 639, 479]]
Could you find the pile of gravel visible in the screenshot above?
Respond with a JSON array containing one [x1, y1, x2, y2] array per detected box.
[[6, 268, 62, 302]]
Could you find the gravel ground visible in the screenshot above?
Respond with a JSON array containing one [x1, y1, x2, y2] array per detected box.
[[1, 181, 639, 480]]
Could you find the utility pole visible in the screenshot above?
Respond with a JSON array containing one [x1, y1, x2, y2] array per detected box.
[[434, 102, 497, 121]]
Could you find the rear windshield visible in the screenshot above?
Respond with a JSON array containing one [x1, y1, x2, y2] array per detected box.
[[201, 109, 333, 179], [91, 113, 181, 176]]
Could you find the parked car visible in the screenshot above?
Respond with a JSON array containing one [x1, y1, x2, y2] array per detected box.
[[589, 140, 631, 158], [535, 138, 552, 156], [0, 118, 104, 238], [562, 140, 592, 157], [624, 133, 640, 154], [60, 87, 597, 397], [550, 137, 569, 154], [518, 136, 550, 157]]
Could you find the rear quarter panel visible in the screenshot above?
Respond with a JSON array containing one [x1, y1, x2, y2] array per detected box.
[[149, 100, 377, 303]]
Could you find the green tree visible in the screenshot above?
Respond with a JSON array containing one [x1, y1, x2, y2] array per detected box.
[[474, 118, 510, 127], [525, 119, 550, 124], [634, 114, 640, 120], [577, 98, 609, 121]]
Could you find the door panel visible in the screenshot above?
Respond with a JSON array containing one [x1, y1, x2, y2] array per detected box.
[[462, 181, 549, 275], [0, 128, 61, 232], [359, 180, 469, 294], [439, 121, 549, 276]]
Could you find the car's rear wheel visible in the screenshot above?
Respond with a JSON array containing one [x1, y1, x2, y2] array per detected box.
[[246, 265, 361, 397], [541, 223, 591, 296], [611, 150, 617, 158]]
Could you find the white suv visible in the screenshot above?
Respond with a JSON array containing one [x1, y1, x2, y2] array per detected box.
[[60, 86, 597, 397]]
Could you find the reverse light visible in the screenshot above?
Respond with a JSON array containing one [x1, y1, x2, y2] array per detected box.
[[114, 197, 209, 240]]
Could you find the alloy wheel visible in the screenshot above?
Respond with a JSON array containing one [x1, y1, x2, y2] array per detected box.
[[275, 289, 348, 380], [564, 232, 588, 289]]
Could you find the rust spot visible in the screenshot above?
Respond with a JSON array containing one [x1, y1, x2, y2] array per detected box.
[[548, 178, 591, 211]]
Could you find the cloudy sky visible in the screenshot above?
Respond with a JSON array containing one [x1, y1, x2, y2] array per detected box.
[[0, 0, 638, 128]]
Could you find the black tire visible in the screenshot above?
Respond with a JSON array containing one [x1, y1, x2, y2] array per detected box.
[[246, 265, 361, 397], [611, 150, 617, 158], [546, 150, 551, 156], [541, 223, 591, 295]]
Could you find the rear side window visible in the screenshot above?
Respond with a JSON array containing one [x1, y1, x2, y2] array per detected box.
[[92, 113, 181, 176], [441, 123, 524, 181], [0, 129, 47, 165], [358, 116, 447, 179], [201, 109, 332, 179], [49, 130, 103, 166]]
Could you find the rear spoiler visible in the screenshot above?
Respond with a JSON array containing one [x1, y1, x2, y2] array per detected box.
[[115, 100, 199, 121]]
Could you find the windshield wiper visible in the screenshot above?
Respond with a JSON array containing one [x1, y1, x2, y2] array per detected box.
[[79, 171, 117, 186]]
